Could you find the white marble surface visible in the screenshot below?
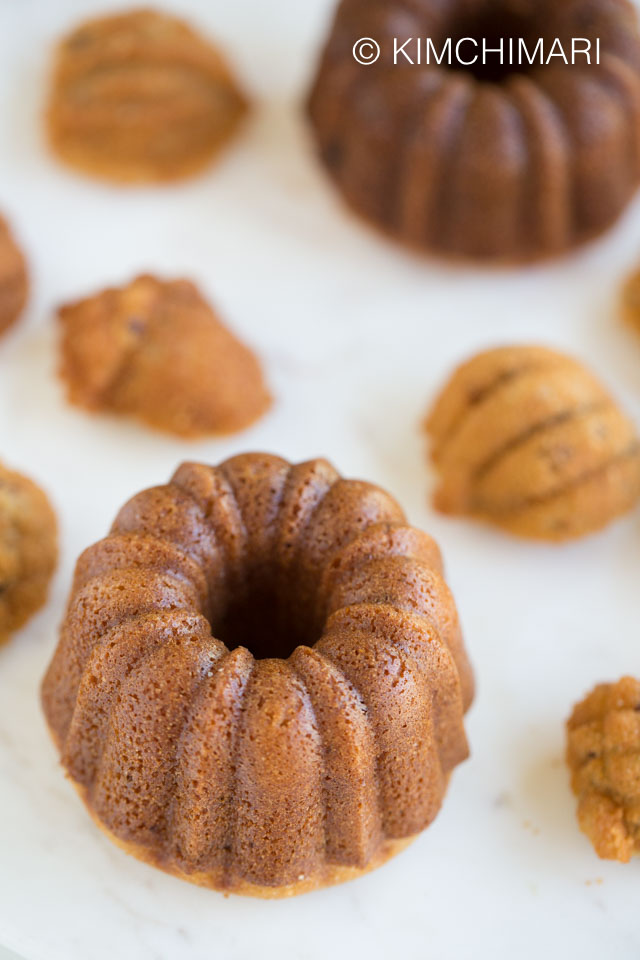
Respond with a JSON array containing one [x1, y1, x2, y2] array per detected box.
[[1, 0, 640, 958]]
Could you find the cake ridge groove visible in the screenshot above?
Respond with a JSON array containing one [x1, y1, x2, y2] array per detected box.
[[315, 625, 445, 837], [595, 54, 640, 176], [290, 643, 384, 867], [45, 568, 199, 744], [90, 632, 224, 850], [170, 462, 250, 594], [285, 655, 332, 862], [168, 644, 236, 866], [274, 459, 340, 568], [326, 601, 467, 772], [507, 75, 571, 252], [170, 645, 255, 878], [73, 533, 211, 614], [427, 79, 475, 251], [65, 610, 212, 792]]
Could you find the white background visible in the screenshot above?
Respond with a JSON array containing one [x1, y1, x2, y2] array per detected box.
[[0, 1, 639, 958]]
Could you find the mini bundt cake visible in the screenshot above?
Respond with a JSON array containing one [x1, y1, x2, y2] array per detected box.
[[567, 677, 640, 862], [0, 461, 57, 644], [308, 0, 640, 262], [47, 8, 248, 183], [425, 345, 640, 540], [58, 274, 271, 438], [41, 453, 473, 897], [0, 216, 28, 338]]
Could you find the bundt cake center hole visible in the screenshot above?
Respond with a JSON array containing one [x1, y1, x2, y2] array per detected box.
[[447, 7, 538, 82], [211, 581, 316, 660]]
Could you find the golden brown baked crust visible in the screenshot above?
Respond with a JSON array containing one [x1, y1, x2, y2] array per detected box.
[[425, 345, 640, 541], [0, 462, 57, 644], [0, 216, 28, 338], [57, 274, 271, 438], [47, 8, 248, 184], [54, 766, 416, 898], [567, 677, 640, 862], [621, 266, 640, 334], [308, 0, 640, 263], [41, 453, 473, 896]]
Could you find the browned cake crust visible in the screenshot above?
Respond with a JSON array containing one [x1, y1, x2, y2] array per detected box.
[[0, 216, 28, 338], [57, 274, 271, 438], [567, 677, 640, 862], [46, 8, 248, 184], [41, 453, 474, 897], [425, 345, 640, 541], [0, 462, 57, 644], [308, 0, 640, 263]]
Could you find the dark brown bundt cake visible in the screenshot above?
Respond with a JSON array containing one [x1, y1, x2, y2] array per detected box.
[[41, 453, 473, 897], [308, 0, 640, 262]]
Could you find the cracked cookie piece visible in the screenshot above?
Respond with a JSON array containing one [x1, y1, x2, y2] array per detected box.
[[58, 274, 271, 438], [47, 8, 248, 183], [425, 345, 640, 541], [567, 677, 640, 862], [0, 462, 57, 644], [0, 216, 28, 338]]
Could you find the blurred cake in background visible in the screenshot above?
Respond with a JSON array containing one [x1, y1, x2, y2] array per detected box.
[[425, 345, 640, 540], [0, 215, 28, 337], [567, 677, 640, 862], [57, 274, 271, 438], [308, 0, 640, 262], [0, 461, 57, 644], [621, 265, 640, 335], [47, 8, 248, 183]]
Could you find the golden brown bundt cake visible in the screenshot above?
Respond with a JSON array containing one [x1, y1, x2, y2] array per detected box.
[[308, 0, 640, 262], [58, 274, 271, 438], [425, 345, 640, 540], [567, 677, 640, 862], [0, 216, 28, 338], [0, 461, 57, 645], [47, 8, 248, 183], [41, 453, 473, 897]]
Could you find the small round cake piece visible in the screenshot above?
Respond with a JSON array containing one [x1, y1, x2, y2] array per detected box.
[[0, 216, 28, 338], [57, 274, 271, 438], [308, 0, 640, 262], [567, 677, 640, 862], [425, 345, 640, 541], [41, 453, 473, 896], [0, 462, 57, 645], [621, 266, 640, 334], [47, 8, 248, 183]]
